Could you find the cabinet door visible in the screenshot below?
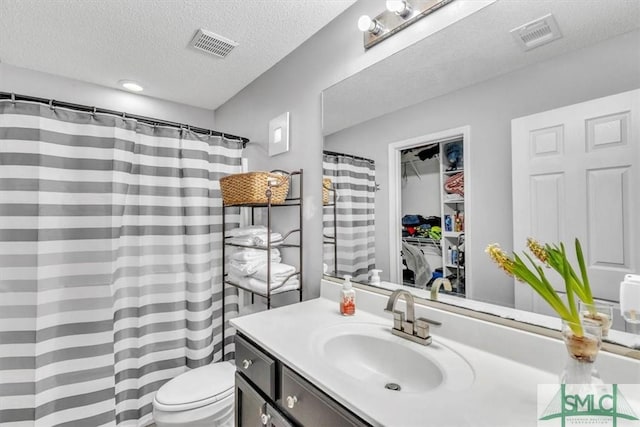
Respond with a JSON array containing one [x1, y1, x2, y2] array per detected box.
[[235, 372, 267, 427], [280, 366, 368, 427], [236, 333, 277, 399], [236, 371, 294, 427]]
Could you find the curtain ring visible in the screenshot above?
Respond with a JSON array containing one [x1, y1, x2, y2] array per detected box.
[[122, 111, 126, 119], [49, 99, 55, 110], [10, 93, 15, 104], [92, 107, 97, 118]]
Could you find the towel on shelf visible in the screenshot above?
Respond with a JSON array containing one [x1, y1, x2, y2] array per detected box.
[[226, 235, 258, 246], [273, 280, 300, 294], [231, 248, 281, 262], [230, 260, 261, 277], [253, 263, 297, 283], [226, 271, 242, 285], [227, 232, 283, 247], [228, 248, 283, 277], [226, 225, 268, 237], [252, 232, 284, 247], [239, 276, 300, 294]]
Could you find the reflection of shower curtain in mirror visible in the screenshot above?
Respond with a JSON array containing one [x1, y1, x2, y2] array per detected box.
[[323, 152, 375, 283]]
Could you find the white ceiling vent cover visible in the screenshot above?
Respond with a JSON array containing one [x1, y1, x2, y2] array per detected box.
[[190, 28, 238, 58], [510, 14, 562, 51]]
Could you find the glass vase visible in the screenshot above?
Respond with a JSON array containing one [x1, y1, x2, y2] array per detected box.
[[559, 320, 602, 387], [579, 301, 614, 337]]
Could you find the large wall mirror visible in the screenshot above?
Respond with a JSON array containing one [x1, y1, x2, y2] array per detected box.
[[321, 0, 640, 349]]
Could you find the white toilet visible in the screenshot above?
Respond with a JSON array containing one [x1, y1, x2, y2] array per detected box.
[[152, 361, 236, 427]]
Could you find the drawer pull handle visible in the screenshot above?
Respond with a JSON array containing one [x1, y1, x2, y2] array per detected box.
[[286, 395, 298, 409], [260, 413, 271, 425], [242, 359, 253, 369]]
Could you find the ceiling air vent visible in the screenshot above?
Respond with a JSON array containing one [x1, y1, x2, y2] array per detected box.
[[510, 14, 562, 51], [189, 28, 238, 58]]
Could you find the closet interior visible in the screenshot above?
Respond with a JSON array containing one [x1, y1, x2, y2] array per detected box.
[[400, 139, 466, 296]]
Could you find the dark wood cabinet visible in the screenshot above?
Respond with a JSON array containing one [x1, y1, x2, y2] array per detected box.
[[236, 373, 293, 427], [234, 333, 370, 427]]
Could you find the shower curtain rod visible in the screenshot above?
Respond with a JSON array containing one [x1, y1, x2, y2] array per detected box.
[[0, 91, 251, 147], [323, 150, 375, 164]]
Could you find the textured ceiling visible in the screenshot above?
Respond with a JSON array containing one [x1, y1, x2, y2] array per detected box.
[[323, 0, 640, 135], [0, 0, 356, 110]]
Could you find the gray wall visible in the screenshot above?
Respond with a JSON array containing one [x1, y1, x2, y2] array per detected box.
[[324, 30, 640, 306], [0, 63, 216, 128], [213, 1, 442, 298]]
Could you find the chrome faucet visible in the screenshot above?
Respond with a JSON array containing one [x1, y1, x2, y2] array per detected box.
[[430, 278, 452, 301], [384, 289, 441, 346]]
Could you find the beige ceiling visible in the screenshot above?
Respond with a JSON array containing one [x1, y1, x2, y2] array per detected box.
[[0, 0, 356, 110]]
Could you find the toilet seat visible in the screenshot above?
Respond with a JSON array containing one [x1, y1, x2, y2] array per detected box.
[[154, 361, 235, 412]]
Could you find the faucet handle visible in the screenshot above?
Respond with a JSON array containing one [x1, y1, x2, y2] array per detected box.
[[415, 317, 438, 339], [387, 310, 404, 330], [415, 317, 441, 338], [416, 317, 442, 327]]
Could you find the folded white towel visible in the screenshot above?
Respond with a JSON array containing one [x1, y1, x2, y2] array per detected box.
[[274, 280, 300, 294], [227, 233, 283, 248], [226, 236, 257, 246], [253, 263, 297, 283], [227, 225, 269, 237], [239, 276, 299, 293], [231, 248, 281, 262], [229, 258, 281, 276], [226, 271, 242, 285], [252, 233, 283, 247], [229, 260, 258, 277]]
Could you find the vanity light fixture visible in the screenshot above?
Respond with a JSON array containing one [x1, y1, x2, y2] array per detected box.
[[358, 0, 455, 50], [119, 80, 144, 92]]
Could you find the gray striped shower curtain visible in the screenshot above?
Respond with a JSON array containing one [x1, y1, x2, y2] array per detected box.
[[0, 101, 241, 426], [322, 152, 375, 283]]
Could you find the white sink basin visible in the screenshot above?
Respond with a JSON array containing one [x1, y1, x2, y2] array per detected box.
[[311, 321, 474, 394]]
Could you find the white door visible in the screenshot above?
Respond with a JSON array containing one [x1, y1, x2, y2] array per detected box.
[[512, 89, 640, 312]]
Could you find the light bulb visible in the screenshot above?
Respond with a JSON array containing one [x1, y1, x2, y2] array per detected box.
[[386, 0, 413, 18], [357, 15, 373, 32], [119, 80, 144, 92], [386, 0, 405, 13], [357, 15, 383, 35]]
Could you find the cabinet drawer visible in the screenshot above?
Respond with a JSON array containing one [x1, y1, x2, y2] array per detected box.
[[235, 334, 277, 399], [280, 366, 368, 427]]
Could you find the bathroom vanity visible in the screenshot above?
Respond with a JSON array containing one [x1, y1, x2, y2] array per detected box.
[[231, 280, 640, 427], [234, 333, 368, 426]]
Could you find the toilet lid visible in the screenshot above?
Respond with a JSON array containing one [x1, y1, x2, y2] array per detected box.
[[155, 361, 235, 409]]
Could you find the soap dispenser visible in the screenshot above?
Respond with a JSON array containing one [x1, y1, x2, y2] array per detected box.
[[340, 275, 356, 316], [369, 269, 382, 285]]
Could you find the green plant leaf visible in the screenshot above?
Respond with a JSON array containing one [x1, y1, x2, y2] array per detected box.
[[575, 238, 594, 307]]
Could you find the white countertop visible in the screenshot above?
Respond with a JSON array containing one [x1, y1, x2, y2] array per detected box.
[[231, 295, 559, 427]]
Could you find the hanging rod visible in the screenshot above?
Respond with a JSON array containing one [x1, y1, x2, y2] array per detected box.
[[323, 150, 375, 164], [0, 92, 251, 147]]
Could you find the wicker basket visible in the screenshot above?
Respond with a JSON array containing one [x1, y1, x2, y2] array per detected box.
[[322, 178, 332, 205], [220, 172, 289, 206]]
